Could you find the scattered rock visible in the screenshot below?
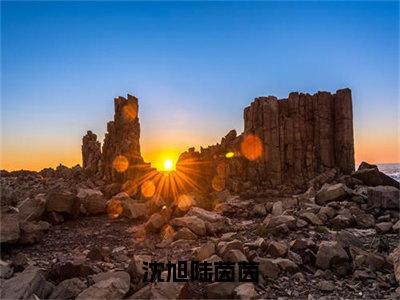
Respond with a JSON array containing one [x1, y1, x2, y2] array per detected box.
[[234, 283, 258, 299], [193, 242, 215, 261], [367, 186, 399, 209], [17, 194, 46, 221], [173, 227, 197, 241], [46, 190, 80, 217], [318, 280, 335, 292], [315, 183, 350, 205], [0, 214, 20, 244], [145, 213, 167, 233], [375, 222, 393, 234], [267, 240, 288, 257], [316, 241, 349, 269], [170, 216, 206, 236], [0, 266, 53, 299], [256, 258, 280, 279], [301, 212, 323, 226], [49, 278, 87, 299], [77, 188, 106, 215], [206, 282, 236, 299], [19, 220, 51, 244], [76, 271, 130, 300]]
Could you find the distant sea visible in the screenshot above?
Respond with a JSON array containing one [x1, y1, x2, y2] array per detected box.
[[377, 163, 400, 182]]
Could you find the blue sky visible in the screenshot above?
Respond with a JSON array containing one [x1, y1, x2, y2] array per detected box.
[[1, 1, 399, 170]]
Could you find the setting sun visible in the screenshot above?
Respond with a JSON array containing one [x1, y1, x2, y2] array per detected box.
[[163, 159, 174, 171]]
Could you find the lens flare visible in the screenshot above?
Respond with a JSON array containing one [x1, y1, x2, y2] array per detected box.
[[113, 155, 129, 172], [107, 199, 123, 219], [176, 194, 194, 210], [141, 180, 155, 198], [240, 134, 263, 160]]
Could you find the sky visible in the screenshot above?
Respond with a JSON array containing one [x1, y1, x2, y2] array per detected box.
[[1, 1, 399, 171]]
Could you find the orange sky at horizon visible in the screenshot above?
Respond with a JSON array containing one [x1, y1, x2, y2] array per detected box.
[[1, 135, 399, 172]]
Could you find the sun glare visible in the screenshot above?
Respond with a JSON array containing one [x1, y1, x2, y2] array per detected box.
[[163, 159, 174, 171]]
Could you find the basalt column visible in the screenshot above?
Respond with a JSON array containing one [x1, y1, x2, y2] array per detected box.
[[243, 88, 355, 187], [100, 94, 144, 183]]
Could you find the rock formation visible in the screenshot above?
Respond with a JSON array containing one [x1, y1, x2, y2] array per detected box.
[[100, 94, 145, 182], [177, 88, 355, 193], [81, 131, 101, 175]]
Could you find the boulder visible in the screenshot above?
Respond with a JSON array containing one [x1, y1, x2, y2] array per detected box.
[[330, 215, 352, 228], [127, 255, 152, 284], [0, 266, 53, 299], [122, 201, 147, 220], [264, 215, 296, 229], [301, 212, 323, 226], [49, 260, 95, 282], [255, 257, 280, 279], [19, 221, 51, 244], [272, 201, 283, 215], [353, 212, 375, 228], [316, 241, 349, 269], [206, 282, 236, 299], [223, 249, 247, 263], [77, 188, 106, 215], [170, 216, 206, 236], [273, 258, 299, 273], [129, 282, 190, 299], [352, 165, 399, 188], [375, 222, 393, 234], [46, 190, 80, 217], [173, 227, 197, 241], [217, 239, 245, 258], [315, 183, 350, 205], [145, 213, 167, 233], [76, 272, 130, 300], [390, 245, 400, 283], [252, 204, 267, 217], [0, 214, 20, 244], [267, 241, 288, 258], [367, 186, 399, 209], [234, 283, 258, 299], [49, 278, 87, 299], [17, 194, 46, 221], [193, 242, 216, 261], [186, 207, 228, 232]]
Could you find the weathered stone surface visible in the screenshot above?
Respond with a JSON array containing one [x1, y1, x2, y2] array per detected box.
[[127, 255, 152, 284], [99, 94, 149, 183], [129, 282, 189, 299], [0, 266, 52, 299], [0, 214, 20, 244], [145, 213, 167, 233], [206, 282, 236, 299], [264, 215, 296, 229], [315, 183, 350, 205], [77, 188, 106, 215], [273, 258, 299, 273], [17, 193, 46, 221], [82, 130, 101, 176], [49, 278, 87, 299], [46, 190, 80, 217], [193, 242, 216, 261], [352, 163, 399, 188], [177, 89, 355, 194], [121, 200, 147, 220], [316, 241, 349, 269], [76, 272, 130, 300], [256, 257, 280, 279], [170, 216, 206, 236], [224, 249, 247, 262], [234, 283, 258, 299], [19, 220, 50, 244], [173, 227, 197, 241], [390, 245, 400, 283], [267, 241, 288, 257], [367, 186, 399, 209]]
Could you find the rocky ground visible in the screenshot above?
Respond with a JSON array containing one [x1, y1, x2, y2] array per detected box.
[[0, 162, 399, 299]]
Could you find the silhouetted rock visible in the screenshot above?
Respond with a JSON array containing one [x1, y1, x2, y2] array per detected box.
[[81, 131, 101, 176]]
